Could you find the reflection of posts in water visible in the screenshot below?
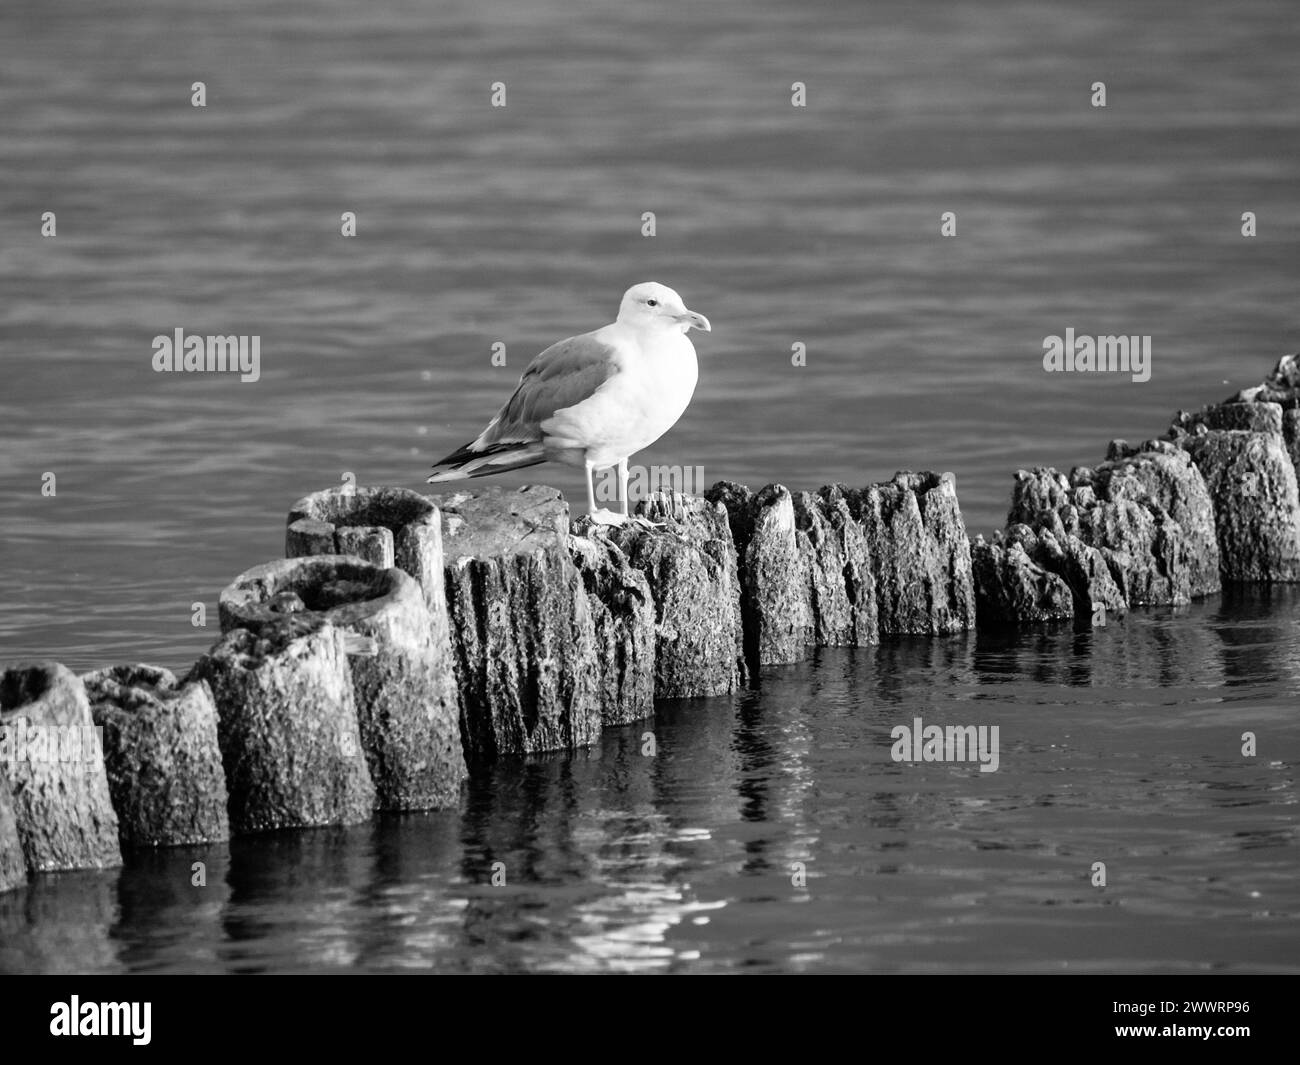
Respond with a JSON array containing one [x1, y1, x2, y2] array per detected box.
[[112, 844, 234, 967], [346, 815, 463, 969], [869, 634, 977, 707], [0, 868, 119, 973], [641, 677, 822, 889], [731, 665, 827, 882], [454, 751, 598, 966], [218, 825, 375, 969], [1211, 585, 1300, 691], [969, 606, 1226, 693]]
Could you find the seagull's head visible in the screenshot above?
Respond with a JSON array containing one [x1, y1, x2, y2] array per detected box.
[[617, 282, 711, 334]]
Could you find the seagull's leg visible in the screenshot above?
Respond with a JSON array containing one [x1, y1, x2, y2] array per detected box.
[[586, 460, 628, 527], [620, 459, 664, 530]]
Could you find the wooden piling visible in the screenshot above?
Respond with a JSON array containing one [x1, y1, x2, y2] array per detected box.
[[219, 555, 466, 810], [0, 663, 121, 874], [81, 664, 230, 847]]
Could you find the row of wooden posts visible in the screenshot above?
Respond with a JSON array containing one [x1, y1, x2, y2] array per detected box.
[[2, 353, 1298, 892]]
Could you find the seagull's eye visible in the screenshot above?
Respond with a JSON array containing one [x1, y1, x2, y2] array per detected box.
[[646, 299, 658, 307]]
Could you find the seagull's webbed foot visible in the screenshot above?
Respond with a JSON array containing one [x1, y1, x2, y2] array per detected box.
[[580, 509, 663, 532], [587, 508, 630, 527]]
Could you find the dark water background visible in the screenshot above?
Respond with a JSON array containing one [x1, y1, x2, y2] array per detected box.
[[1, 0, 1297, 971]]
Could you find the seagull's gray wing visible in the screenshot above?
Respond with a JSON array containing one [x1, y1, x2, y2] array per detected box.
[[429, 329, 625, 480], [483, 331, 624, 446]]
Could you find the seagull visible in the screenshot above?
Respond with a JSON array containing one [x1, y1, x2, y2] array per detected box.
[[428, 282, 711, 525]]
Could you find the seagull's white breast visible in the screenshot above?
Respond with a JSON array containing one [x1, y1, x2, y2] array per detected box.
[[544, 324, 698, 468]]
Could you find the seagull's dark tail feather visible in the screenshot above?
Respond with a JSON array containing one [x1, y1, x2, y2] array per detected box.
[[427, 439, 547, 483]]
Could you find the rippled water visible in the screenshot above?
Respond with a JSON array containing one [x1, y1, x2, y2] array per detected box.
[[1, 0, 1298, 972]]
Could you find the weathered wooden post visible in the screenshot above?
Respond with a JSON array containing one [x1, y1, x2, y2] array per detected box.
[[1088, 441, 1221, 598], [602, 492, 745, 696], [568, 535, 656, 725], [981, 440, 1218, 624], [846, 472, 976, 636], [435, 485, 602, 756], [713, 474, 974, 658], [1170, 402, 1300, 582], [190, 619, 376, 833], [710, 481, 882, 665], [1007, 443, 1216, 609], [286, 484, 460, 713], [707, 482, 814, 667], [0, 663, 121, 874], [971, 532, 1075, 626], [80, 664, 231, 847], [794, 486, 879, 647], [0, 772, 24, 893], [219, 555, 466, 810]]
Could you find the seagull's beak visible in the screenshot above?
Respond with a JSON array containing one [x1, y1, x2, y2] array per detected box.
[[677, 308, 711, 332]]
